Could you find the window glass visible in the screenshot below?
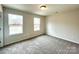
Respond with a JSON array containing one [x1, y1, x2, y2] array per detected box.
[[34, 17, 40, 31], [8, 14, 23, 35]]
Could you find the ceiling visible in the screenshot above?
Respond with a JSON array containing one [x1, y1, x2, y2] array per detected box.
[[2, 4, 79, 16]]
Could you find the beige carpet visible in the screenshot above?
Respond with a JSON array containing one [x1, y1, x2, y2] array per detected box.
[[0, 35, 79, 54]]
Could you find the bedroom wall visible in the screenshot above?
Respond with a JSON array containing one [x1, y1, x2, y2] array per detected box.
[[46, 9, 79, 44], [3, 8, 45, 45]]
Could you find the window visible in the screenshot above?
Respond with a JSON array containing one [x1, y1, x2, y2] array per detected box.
[[34, 17, 40, 31], [8, 14, 23, 35]]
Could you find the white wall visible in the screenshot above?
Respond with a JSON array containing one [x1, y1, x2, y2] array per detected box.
[[3, 8, 45, 45], [46, 10, 79, 44]]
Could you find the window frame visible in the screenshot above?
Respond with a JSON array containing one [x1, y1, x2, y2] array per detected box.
[[8, 14, 23, 35], [34, 17, 40, 31]]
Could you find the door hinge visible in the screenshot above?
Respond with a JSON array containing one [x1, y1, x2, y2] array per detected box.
[[0, 41, 1, 43], [0, 28, 1, 31]]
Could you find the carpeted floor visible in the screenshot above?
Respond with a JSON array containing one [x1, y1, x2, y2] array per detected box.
[[0, 35, 79, 54]]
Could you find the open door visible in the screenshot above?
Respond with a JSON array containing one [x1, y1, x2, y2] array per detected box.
[[0, 12, 3, 47]]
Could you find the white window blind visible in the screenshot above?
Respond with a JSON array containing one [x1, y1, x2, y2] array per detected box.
[[8, 14, 23, 35], [34, 17, 40, 31]]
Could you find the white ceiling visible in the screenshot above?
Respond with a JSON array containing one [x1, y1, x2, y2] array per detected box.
[[2, 4, 79, 16]]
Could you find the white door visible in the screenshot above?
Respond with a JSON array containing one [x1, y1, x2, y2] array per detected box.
[[0, 12, 3, 47]]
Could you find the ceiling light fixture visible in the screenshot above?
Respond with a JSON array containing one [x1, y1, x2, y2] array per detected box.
[[40, 5, 47, 10]]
